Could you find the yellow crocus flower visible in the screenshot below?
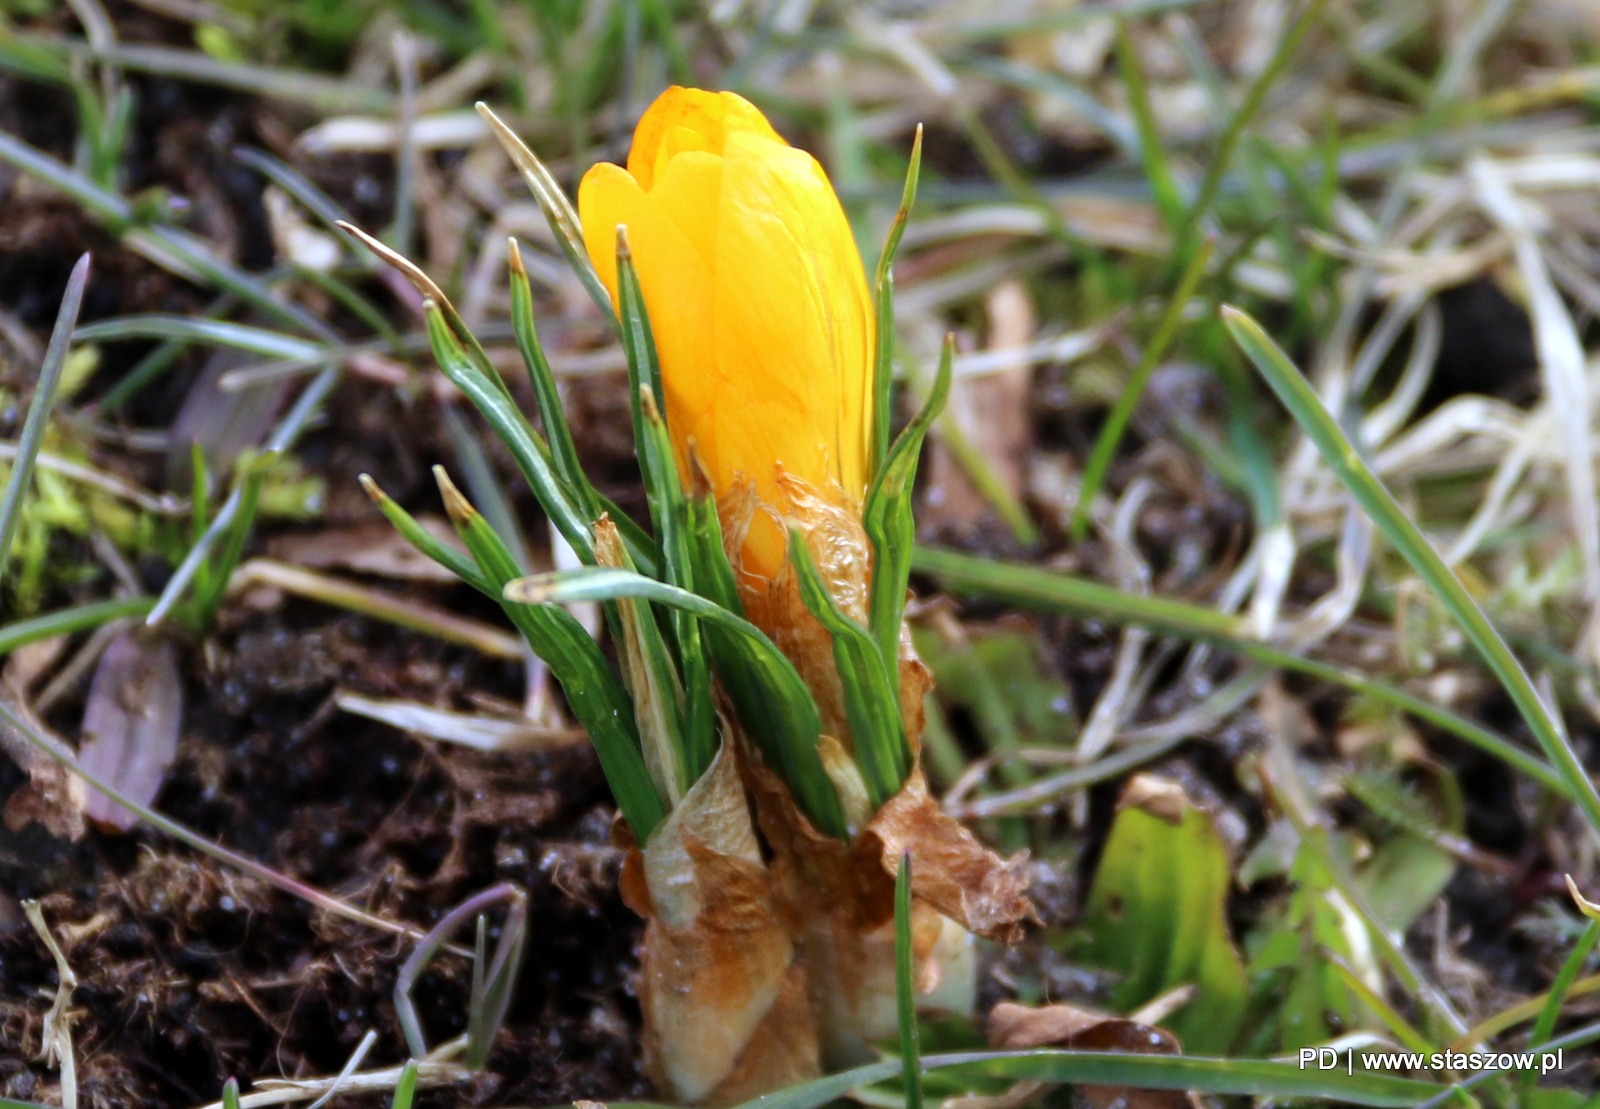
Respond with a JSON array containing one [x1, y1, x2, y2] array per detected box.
[[578, 86, 874, 581]]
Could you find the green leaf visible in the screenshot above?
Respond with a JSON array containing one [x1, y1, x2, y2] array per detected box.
[[508, 239, 599, 520], [615, 231, 715, 781], [505, 566, 848, 840], [605, 1045, 1445, 1109], [1223, 303, 1600, 843], [391, 1060, 419, 1109], [1073, 786, 1247, 1054], [1071, 237, 1212, 541], [894, 851, 924, 1109], [73, 315, 325, 361], [912, 545, 1568, 796], [1114, 18, 1187, 232], [0, 253, 88, 571], [476, 102, 618, 331], [185, 450, 277, 629], [0, 597, 154, 657], [864, 335, 952, 678], [422, 302, 595, 564], [359, 474, 492, 595], [872, 125, 923, 475], [788, 527, 910, 809], [437, 472, 663, 840]]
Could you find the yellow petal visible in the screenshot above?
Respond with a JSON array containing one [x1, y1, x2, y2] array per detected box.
[[629, 86, 782, 191]]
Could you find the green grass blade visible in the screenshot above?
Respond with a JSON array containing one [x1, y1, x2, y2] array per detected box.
[[911, 546, 1568, 796], [221, 1078, 240, 1109], [476, 102, 618, 332], [146, 365, 339, 626], [421, 302, 594, 564], [789, 527, 909, 808], [0, 597, 154, 656], [1114, 18, 1186, 232], [1169, 0, 1333, 270], [1527, 918, 1600, 1057], [185, 451, 276, 628], [437, 472, 664, 840], [608, 1045, 1445, 1109], [441, 402, 532, 572], [508, 239, 597, 517], [1222, 304, 1600, 842], [1071, 238, 1212, 541], [865, 336, 952, 677], [872, 125, 923, 474], [359, 474, 491, 594], [232, 146, 356, 240], [0, 252, 89, 573], [73, 315, 325, 361], [391, 1060, 419, 1109], [894, 851, 923, 1109], [507, 566, 848, 839], [615, 232, 714, 778]]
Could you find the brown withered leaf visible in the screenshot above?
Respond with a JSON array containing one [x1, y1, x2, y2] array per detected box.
[[867, 770, 1036, 943], [630, 743, 819, 1106], [77, 631, 183, 831], [977, 1001, 1193, 1109], [0, 696, 87, 841], [922, 279, 1035, 542]]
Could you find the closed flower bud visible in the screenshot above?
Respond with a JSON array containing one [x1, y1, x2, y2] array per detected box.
[[579, 86, 874, 583]]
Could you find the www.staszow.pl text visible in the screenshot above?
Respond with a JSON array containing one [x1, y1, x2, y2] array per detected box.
[[1298, 1048, 1564, 1074]]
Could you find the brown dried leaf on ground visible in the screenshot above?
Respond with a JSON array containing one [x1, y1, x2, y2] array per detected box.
[[269, 518, 465, 582], [77, 631, 183, 831], [923, 279, 1036, 540], [1, 657, 86, 841], [975, 1001, 1191, 1109], [619, 741, 819, 1106]]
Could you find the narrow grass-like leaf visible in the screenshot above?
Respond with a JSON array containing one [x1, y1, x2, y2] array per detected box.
[[911, 546, 1568, 795], [608, 1046, 1445, 1109], [184, 452, 276, 629], [391, 1060, 419, 1109], [74, 315, 325, 360], [441, 402, 531, 572], [437, 471, 663, 839], [789, 528, 909, 808], [872, 125, 923, 474], [0, 597, 154, 656], [1114, 18, 1186, 232], [508, 238, 596, 517], [221, 1078, 240, 1109], [894, 851, 923, 1109], [1072, 238, 1212, 541], [359, 475, 491, 593], [466, 890, 526, 1069], [393, 882, 522, 1058], [1169, 0, 1333, 270], [1223, 305, 1600, 841], [865, 335, 952, 676], [232, 146, 356, 239], [506, 566, 848, 840], [1526, 918, 1600, 1061], [340, 222, 504, 393], [614, 231, 715, 780], [147, 366, 339, 626], [0, 253, 88, 573], [476, 102, 617, 331], [682, 473, 843, 834], [422, 302, 594, 563]]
